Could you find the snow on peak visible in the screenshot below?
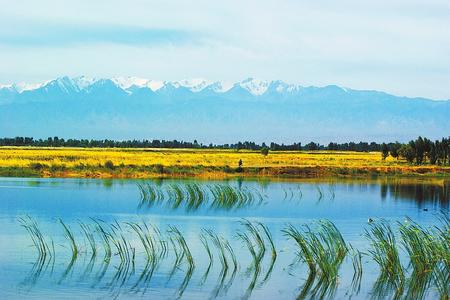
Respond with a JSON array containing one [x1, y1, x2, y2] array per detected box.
[[0, 77, 306, 95], [111, 77, 167, 91], [111, 76, 149, 89], [268, 80, 302, 93], [172, 78, 212, 92], [238, 78, 270, 95], [71, 76, 97, 89], [41, 76, 99, 93], [12, 82, 47, 93], [205, 81, 233, 93]]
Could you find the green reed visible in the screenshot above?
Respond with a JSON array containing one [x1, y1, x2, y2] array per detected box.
[[18, 214, 449, 299], [19, 215, 54, 261], [138, 181, 263, 211], [365, 220, 404, 299], [350, 248, 363, 295], [79, 221, 97, 257], [365, 220, 404, 280], [283, 220, 348, 299], [59, 219, 79, 260]]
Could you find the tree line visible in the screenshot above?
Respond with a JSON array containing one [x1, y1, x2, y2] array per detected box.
[[0, 136, 449, 165], [380, 137, 449, 165]]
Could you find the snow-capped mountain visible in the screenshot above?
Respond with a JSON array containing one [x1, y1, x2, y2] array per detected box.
[[0, 76, 306, 96], [0, 76, 448, 143]]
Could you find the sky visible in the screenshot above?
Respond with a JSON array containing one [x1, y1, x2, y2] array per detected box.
[[0, 0, 449, 100]]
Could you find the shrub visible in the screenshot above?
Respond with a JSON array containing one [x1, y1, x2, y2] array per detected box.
[[104, 160, 115, 169], [29, 162, 45, 170], [154, 164, 164, 174]]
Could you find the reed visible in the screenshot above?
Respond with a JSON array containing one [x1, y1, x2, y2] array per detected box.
[[365, 220, 404, 280], [223, 238, 238, 293], [79, 221, 97, 257], [199, 231, 213, 284], [91, 219, 112, 262], [283, 220, 348, 299], [365, 220, 404, 299], [350, 248, 363, 295], [206, 229, 229, 273], [283, 224, 316, 273], [257, 222, 277, 281], [432, 212, 450, 300], [138, 181, 263, 211], [399, 219, 440, 275], [59, 219, 78, 260], [18, 215, 448, 299], [297, 185, 303, 200], [168, 226, 195, 270], [328, 184, 336, 200], [240, 220, 266, 263], [127, 221, 158, 263], [203, 230, 237, 298], [316, 186, 323, 201], [18, 216, 54, 261]]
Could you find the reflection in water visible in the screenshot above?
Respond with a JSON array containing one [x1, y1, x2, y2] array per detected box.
[[237, 220, 277, 300], [18, 217, 281, 299], [380, 180, 449, 209], [284, 220, 348, 300], [2, 177, 450, 299], [136, 179, 449, 212], [137, 182, 266, 211], [17, 216, 449, 299]]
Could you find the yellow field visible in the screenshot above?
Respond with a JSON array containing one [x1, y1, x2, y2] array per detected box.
[[0, 147, 448, 178]]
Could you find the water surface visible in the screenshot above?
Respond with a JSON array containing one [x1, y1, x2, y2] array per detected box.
[[0, 177, 447, 299]]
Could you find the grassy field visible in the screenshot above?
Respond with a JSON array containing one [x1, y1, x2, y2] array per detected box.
[[0, 146, 449, 178]]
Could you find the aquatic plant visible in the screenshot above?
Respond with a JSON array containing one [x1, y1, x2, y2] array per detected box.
[[138, 181, 264, 211], [79, 221, 97, 257], [127, 221, 159, 263], [19, 216, 54, 261], [257, 222, 277, 284], [199, 231, 214, 284], [203, 229, 236, 298], [59, 219, 79, 260], [283, 220, 348, 299], [91, 218, 112, 262], [17, 215, 449, 299], [365, 220, 404, 298], [168, 226, 194, 270], [316, 186, 323, 201], [350, 248, 363, 295]]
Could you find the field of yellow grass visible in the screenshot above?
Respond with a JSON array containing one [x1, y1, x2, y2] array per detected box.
[[0, 147, 449, 178]]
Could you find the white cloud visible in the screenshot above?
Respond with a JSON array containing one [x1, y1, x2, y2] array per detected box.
[[0, 0, 449, 99]]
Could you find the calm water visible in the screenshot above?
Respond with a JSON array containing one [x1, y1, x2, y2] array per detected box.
[[0, 177, 448, 299]]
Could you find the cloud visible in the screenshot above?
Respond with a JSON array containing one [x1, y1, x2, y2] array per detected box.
[[0, 0, 449, 99], [0, 21, 200, 47]]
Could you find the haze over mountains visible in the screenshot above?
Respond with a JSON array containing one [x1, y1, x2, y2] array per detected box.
[[1, 76, 449, 144]]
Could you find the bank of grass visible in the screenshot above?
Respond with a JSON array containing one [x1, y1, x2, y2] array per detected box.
[[0, 146, 449, 179]]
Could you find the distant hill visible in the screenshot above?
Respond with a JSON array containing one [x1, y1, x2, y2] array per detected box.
[[1, 76, 448, 143]]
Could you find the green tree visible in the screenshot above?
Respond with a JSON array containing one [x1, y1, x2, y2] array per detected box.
[[428, 142, 437, 164], [399, 144, 415, 163], [381, 143, 389, 160], [261, 147, 269, 156], [389, 142, 401, 160]]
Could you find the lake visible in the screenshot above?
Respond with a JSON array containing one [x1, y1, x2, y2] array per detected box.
[[0, 177, 448, 299]]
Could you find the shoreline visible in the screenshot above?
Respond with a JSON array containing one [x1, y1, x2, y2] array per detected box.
[[1, 165, 449, 180], [1, 147, 449, 180]]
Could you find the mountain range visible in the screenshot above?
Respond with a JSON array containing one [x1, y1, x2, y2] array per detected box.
[[1, 76, 449, 143]]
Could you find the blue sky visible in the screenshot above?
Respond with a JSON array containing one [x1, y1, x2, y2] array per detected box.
[[0, 0, 449, 99]]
